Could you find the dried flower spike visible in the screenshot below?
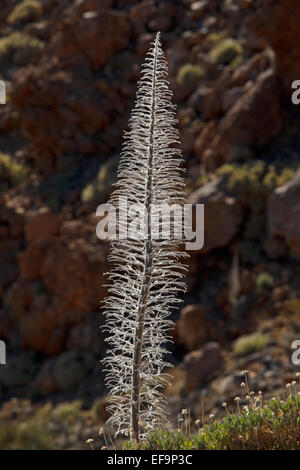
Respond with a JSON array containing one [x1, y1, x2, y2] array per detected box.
[[102, 32, 187, 442]]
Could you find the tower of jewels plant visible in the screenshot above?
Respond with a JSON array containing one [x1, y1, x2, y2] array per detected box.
[[102, 32, 188, 442]]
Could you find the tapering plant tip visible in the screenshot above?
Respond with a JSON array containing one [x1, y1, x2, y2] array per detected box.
[[150, 31, 161, 50]]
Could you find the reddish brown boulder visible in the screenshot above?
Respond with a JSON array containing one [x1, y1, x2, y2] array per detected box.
[[0, 196, 27, 293], [247, 0, 300, 90], [129, 1, 157, 33], [268, 170, 300, 258], [187, 179, 243, 253], [175, 304, 211, 350], [33, 359, 59, 395], [19, 238, 51, 281], [12, 63, 113, 172], [5, 281, 33, 318], [18, 236, 108, 355], [196, 71, 283, 168], [9, 213, 109, 355], [183, 342, 224, 392], [25, 210, 60, 244], [11, 3, 132, 172], [218, 71, 283, 152], [72, 9, 130, 68]]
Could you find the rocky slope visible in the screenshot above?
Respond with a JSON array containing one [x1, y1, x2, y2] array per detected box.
[[0, 0, 299, 447]]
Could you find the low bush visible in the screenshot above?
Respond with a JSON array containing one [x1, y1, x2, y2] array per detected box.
[[125, 393, 300, 450], [255, 272, 274, 294], [177, 64, 206, 87], [233, 332, 269, 357], [209, 38, 243, 66], [0, 421, 55, 450], [81, 157, 119, 204], [0, 32, 44, 66], [0, 152, 27, 191], [7, 0, 42, 25]]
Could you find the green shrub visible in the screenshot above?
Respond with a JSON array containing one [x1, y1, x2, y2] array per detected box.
[[217, 161, 265, 198], [209, 38, 243, 66], [0, 421, 55, 450], [7, 0, 42, 25], [255, 272, 274, 294], [125, 394, 300, 450], [50, 401, 82, 426], [233, 332, 269, 357], [81, 156, 119, 204], [0, 152, 27, 191], [0, 32, 44, 66], [0, 399, 88, 450], [177, 64, 206, 87]]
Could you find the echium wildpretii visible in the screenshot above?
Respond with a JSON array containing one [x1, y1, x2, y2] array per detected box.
[[102, 32, 188, 442]]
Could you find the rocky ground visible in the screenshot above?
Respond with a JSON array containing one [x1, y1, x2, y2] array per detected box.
[[0, 0, 299, 449]]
